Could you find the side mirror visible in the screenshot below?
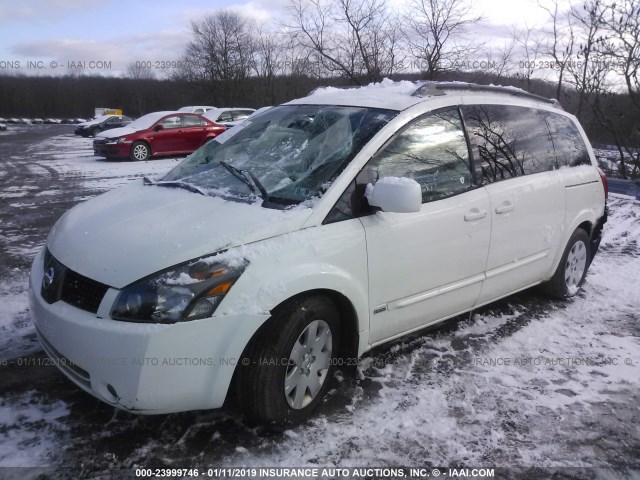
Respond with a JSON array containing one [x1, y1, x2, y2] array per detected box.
[[366, 177, 422, 213], [154, 124, 164, 132]]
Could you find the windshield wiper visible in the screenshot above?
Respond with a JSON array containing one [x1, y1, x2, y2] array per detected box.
[[219, 161, 269, 203], [143, 176, 206, 196], [219, 161, 255, 193]]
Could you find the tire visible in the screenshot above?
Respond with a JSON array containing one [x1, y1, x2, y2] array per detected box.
[[130, 141, 150, 161], [236, 295, 340, 423], [90, 126, 101, 137], [543, 228, 590, 299]]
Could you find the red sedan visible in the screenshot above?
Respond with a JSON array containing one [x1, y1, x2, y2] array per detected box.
[[93, 111, 225, 161]]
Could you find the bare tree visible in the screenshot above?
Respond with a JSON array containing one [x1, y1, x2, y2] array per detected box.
[[511, 25, 545, 91], [537, 0, 575, 100], [404, 0, 481, 79], [125, 62, 155, 80], [286, 0, 402, 84], [590, 0, 640, 178], [180, 10, 256, 104], [566, 0, 608, 117], [484, 39, 517, 78]]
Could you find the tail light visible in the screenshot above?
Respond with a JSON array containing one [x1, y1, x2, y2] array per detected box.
[[596, 167, 608, 200]]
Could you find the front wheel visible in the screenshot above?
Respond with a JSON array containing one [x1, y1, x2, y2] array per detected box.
[[130, 141, 150, 161], [236, 295, 340, 423], [543, 228, 590, 299]]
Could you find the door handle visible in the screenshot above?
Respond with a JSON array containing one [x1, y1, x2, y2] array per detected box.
[[495, 202, 514, 214], [464, 209, 487, 221]]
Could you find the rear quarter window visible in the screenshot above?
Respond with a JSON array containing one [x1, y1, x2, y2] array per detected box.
[[461, 104, 557, 182], [545, 113, 591, 167]]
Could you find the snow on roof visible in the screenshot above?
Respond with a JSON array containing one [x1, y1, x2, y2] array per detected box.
[[285, 78, 559, 111], [128, 111, 178, 130], [286, 78, 422, 111]]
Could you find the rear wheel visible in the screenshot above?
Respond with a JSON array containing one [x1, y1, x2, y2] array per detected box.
[[237, 295, 340, 423], [543, 228, 590, 299], [90, 126, 101, 137], [130, 142, 150, 161]]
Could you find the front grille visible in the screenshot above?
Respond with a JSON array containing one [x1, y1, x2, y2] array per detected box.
[[42, 249, 109, 314]]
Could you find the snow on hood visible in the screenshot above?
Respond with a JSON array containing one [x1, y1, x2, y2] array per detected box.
[[77, 115, 112, 127], [96, 126, 137, 139], [46, 182, 312, 288]]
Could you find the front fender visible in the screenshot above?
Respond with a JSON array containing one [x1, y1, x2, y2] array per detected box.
[[214, 219, 370, 342]]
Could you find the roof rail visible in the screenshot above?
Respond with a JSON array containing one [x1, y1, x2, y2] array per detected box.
[[412, 82, 563, 109]]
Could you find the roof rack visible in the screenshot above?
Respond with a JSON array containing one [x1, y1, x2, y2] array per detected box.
[[412, 82, 563, 109]]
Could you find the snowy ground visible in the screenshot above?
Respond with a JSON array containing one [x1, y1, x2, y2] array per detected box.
[[0, 126, 638, 479]]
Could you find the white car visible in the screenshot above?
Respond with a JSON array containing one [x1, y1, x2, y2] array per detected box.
[[224, 106, 273, 128], [203, 107, 256, 127], [30, 81, 607, 423], [177, 106, 216, 114]]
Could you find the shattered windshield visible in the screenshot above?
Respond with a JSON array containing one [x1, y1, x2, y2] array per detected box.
[[161, 105, 396, 208]]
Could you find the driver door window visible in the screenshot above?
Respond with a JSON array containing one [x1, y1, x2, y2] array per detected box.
[[361, 108, 473, 203]]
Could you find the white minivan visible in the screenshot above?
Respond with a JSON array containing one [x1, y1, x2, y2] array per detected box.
[[30, 81, 608, 423]]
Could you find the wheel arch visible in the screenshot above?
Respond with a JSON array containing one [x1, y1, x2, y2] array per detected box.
[[130, 140, 152, 158], [270, 289, 360, 365], [547, 215, 595, 281], [227, 288, 362, 406]]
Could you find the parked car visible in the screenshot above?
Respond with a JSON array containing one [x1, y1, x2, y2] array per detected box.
[[74, 115, 133, 137], [93, 111, 224, 161], [0, 123, 6, 131], [203, 107, 256, 129], [30, 81, 607, 423], [32, 118, 44, 124], [224, 106, 273, 129], [177, 106, 216, 114], [6, 118, 19, 124], [44, 118, 62, 124]]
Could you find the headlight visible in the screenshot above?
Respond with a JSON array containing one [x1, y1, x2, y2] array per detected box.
[[105, 137, 124, 144], [111, 256, 247, 323]]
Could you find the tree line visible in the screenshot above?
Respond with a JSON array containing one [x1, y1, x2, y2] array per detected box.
[[0, 0, 637, 177]]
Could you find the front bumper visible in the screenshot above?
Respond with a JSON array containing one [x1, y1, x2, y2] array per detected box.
[[93, 140, 130, 159], [29, 247, 269, 414]]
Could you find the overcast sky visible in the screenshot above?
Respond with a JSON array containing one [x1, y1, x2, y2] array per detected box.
[[0, 0, 553, 77]]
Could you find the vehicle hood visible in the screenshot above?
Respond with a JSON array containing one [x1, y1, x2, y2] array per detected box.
[[77, 118, 103, 128], [46, 181, 313, 288], [96, 126, 139, 139]]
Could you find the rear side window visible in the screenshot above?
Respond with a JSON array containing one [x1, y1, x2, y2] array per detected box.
[[232, 110, 253, 121], [545, 113, 591, 167], [182, 115, 204, 127], [461, 104, 556, 183]]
